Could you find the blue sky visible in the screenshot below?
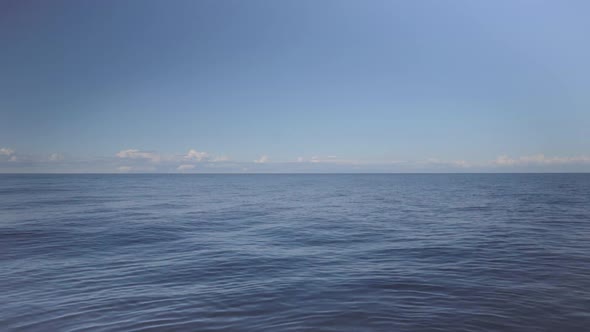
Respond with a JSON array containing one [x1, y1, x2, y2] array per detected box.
[[1, 0, 589, 172]]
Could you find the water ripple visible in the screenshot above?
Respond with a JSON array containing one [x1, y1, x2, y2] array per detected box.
[[1, 174, 590, 331]]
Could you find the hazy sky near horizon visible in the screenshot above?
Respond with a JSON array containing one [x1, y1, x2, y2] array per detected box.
[[1, 0, 589, 172]]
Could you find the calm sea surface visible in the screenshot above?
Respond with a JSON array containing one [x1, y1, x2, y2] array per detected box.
[[1, 174, 590, 331]]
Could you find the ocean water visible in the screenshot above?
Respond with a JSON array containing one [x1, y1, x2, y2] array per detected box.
[[1, 174, 590, 331]]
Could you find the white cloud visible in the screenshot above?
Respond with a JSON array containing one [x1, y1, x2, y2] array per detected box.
[[494, 155, 516, 166], [177, 164, 195, 171], [116, 165, 156, 172], [0, 147, 17, 162], [453, 160, 470, 168], [295, 156, 325, 163], [185, 149, 209, 161], [254, 155, 269, 163], [0, 148, 14, 156], [296, 155, 358, 165], [116, 149, 161, 162], [493, 154, 590, 166], [49, 153, 64, 161], [211, 155, 230, 162], [425, 158, 471, 168]]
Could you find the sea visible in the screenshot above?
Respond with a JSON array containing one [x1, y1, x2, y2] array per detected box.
[[1, 174, 589, 331]]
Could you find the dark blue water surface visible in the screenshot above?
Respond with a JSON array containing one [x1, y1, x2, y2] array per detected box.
[[1, 174, 590, 331]]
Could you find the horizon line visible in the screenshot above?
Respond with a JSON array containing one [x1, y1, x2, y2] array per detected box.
[[1, 172, 589, 175]]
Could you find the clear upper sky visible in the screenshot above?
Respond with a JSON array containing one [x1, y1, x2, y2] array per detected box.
[[1, 0, 589, 172]]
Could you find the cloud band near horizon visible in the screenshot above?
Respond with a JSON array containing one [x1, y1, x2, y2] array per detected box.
[[1, 146, 590, 173]]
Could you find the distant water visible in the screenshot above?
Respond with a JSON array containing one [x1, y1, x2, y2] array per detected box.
[[1, 174, 590, 331]]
